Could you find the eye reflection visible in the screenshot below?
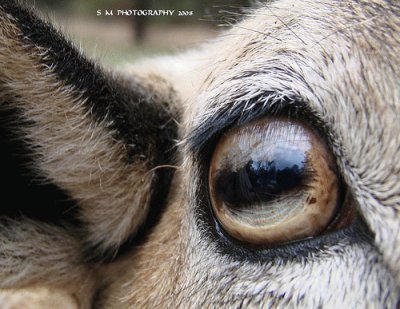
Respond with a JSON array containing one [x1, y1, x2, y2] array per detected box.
[[216, 152, 307, 206], [209, 118, 340, 246]]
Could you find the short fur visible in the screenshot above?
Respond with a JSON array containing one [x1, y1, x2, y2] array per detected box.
[[0, 0, 399, 308]]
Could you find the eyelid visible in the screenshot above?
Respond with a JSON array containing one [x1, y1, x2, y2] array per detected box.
[[186, 96, 327, 157]]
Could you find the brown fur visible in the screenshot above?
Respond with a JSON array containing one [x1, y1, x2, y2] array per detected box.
[[0, 0, 399, 307]]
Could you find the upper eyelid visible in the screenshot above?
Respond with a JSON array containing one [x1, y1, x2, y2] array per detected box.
[[186, 94, 328, 157]]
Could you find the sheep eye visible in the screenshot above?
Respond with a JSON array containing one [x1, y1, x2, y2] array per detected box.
[[208, 117, 343, 246]]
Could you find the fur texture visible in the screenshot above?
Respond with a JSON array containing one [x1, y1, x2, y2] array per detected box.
[[0, 0, 399, 308]]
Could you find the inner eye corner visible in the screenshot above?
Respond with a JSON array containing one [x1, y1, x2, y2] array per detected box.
[[207, 116, 356, 249]]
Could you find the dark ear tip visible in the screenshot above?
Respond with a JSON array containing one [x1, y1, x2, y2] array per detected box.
[[1, 0, 181, 264]]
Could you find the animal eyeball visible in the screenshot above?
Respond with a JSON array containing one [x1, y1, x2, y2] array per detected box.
[[208, 117, 341, 246]]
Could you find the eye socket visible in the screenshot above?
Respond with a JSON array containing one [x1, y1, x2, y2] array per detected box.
[[208, 117, 344, 246]]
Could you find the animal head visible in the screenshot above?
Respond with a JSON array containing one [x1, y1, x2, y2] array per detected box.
[[0, 0, 399, 307]]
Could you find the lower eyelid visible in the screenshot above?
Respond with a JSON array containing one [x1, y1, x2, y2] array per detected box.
[[210, 207, 371, 262]]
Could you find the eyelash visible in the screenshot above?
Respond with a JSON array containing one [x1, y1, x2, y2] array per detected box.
[[192, 98, 373, 262], [188, 96, 334, 158]]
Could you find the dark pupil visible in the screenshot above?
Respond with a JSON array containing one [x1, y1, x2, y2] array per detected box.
[[216, 151, 306, 207]]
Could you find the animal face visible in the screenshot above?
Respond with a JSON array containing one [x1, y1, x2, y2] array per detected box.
[[0, 0, 399, 308]]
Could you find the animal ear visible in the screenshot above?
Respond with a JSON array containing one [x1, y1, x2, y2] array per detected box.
[[0, 1, 179, 261]]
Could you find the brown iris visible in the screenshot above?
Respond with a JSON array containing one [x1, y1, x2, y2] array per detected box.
[[209, 117, 341, 246]]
